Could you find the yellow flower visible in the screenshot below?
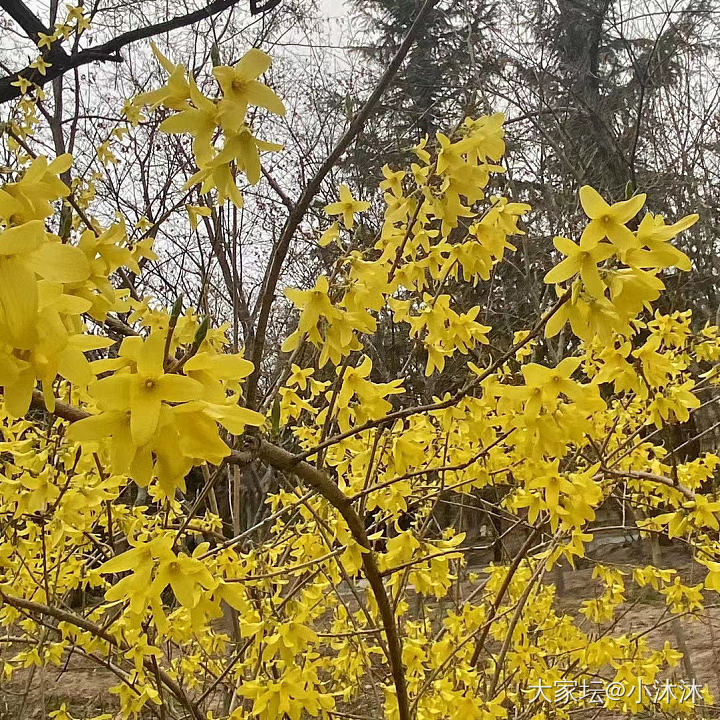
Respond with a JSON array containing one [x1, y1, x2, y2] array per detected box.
[[0, 153, 72, 223], [36, 32, 56, 49], [134, 43, 190, 110], [324, 184, 370, 229], [55, 22, 73, 40], [701, 559, 720, 592], [90, 331, 204, 446], [214, 48, 286, 132], [578, 185, 646, 250], [318, 222, 340, 247], [0, 221, 89, 349], [281, 275, 340, 350], [380, 165, 405, 196], [29, 56, 52, 76], [49, 703, 74, 720], [65, 4, 85, 22], [626, 212, 696, 270], [286, 364, 314, 390], [100, 536, 173, 614], [543, 235, 615, 298], [186, 204, 212, 231], [519, 357, 587, 414], [11, 76, 32, 93], [151, 552, 215, 608], [210, 126, 282, 185], [159, 76, 221, 163]]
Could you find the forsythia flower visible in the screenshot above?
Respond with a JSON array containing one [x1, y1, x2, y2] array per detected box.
[[0, 49, 714, 720], [324, 184, 371, 229]]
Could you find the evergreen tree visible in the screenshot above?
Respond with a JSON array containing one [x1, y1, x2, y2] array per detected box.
[[343, 0, 498, 186]]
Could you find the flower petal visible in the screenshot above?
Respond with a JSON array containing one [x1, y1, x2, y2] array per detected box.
[[28, 242, 90, 283], [579, 186, 610, 219], [130, 384, 162, 446], [0, 257, 38, 347], [155, 374, 204, 402]]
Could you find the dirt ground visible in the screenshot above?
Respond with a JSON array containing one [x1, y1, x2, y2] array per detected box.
[[2, 541, 720, 720]]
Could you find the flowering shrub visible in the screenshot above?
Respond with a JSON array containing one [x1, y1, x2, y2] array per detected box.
[[1, 41, 719, 720]]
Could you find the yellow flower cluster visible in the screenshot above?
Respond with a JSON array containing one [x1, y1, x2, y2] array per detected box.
[[134, 44, 284, 207], [1, 44, 719, 720]]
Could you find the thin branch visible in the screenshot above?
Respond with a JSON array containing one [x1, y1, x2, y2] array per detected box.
[[25, 389, 413, 720], [0, 589, 203, 720], [0, 0, 245, 103], [244, 0, 440, 409]]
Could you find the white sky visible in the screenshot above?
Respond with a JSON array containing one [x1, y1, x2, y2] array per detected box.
[[317, 0, 349, 19]]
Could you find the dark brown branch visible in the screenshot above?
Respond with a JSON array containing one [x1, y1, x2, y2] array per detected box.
[[250, 0, 281, 16], [0, 589, 203, 720], [1, 0, 53, 40], [104, 314, 139, 337], [261, 166, 294, 211], [242, 438, 412, 720], [0, 0, 244, 103], [26, 389, 412, 720], [244, 0, 440, 409], [599, 467, 695, 501]]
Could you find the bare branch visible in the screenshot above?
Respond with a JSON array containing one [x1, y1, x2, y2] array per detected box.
[[0, 0, 245, 103], [244, 0, 440, 408]]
